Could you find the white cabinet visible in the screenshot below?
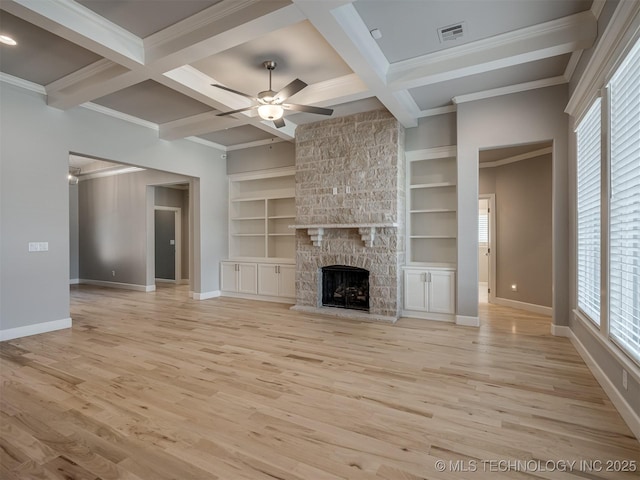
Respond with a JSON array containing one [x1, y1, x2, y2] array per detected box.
[[221, 262, 258, 294], [403, 267, 455, 319], [258, 264, 296, 299]]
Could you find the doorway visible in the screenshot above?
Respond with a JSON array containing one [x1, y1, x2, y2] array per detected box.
[[478, 194, 496, 304], [155, 207, 181, 283]]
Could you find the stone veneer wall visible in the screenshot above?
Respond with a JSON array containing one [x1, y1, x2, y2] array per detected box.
[[294, 110, 405, 319]]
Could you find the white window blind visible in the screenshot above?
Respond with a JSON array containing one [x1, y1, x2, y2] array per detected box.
[[609, 39, 640, 364], [478, 213, 488, 244], [576, 98, 602, 325]]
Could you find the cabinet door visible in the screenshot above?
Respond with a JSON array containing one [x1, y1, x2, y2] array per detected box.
[[428, 270, 455, 314], [278, 265, 296, 298], [258, 264, 279, 297], [221, 262, 238, 292], [404, 269, 428, 311], [237, 263, 258, 294]]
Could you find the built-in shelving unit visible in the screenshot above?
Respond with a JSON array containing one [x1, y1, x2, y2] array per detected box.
[[228, 167, 295, 262], [406, 146, 457, 267]]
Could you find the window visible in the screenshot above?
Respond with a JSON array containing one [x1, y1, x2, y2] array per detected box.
[[608, 39, 640, 364], [576, 99, 602, 325], [478, 213, 488, 245]]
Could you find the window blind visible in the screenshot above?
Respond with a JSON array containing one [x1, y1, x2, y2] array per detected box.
[[478, 213, 488, 244], [576, 98, 602, 325], [609, 39, 640, 364]]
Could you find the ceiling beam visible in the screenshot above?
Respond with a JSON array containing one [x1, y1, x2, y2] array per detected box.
[[388, 11, 597, 90], [159, 112, 243, 141], [3, 0, 144, 68], [34, 0, 304, 110], [294, 0, 418, 128]]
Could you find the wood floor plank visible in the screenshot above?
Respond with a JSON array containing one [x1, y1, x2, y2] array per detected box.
[[0, 284, 637, 479]]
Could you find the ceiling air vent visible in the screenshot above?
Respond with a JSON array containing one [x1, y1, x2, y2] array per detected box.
[[437, 22, 466, 43]]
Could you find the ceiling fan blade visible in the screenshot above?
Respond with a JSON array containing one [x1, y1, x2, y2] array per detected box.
[[216, 105, 258, 116], [211, 84, 257, 100], [273, 118, 286, 128], [283, 104, 334, 116], [274, 79, 307, 102]]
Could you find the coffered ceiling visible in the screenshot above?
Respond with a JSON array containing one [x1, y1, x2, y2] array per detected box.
[[0, 0, 596, 151]]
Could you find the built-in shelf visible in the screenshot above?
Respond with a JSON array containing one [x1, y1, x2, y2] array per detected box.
[[407, 147, 457, 266], [228, 167, 296, 261]]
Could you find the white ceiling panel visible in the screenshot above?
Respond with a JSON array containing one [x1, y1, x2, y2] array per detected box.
[[354, 0, 592, 63], [0, 10, 103, 85], [198, 125, 275, 146], [409, 54, 571, 110], [191, 20, 353, 99], [93, 80, 213, 124], [75, 0, 221, 38]]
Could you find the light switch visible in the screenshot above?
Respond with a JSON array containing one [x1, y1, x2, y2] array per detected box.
[[170, 239, 175, 245], [28, 242, 48, 252]]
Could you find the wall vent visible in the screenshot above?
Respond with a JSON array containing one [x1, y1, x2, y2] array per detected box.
[[437, 22, 466, 43]]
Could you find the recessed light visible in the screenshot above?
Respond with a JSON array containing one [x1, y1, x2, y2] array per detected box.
[[0, 35, 17, 46]]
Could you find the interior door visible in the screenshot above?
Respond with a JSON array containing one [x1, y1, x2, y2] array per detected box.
[[155, 209, 176, 280]]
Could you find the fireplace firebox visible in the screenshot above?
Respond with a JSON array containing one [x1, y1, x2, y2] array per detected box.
[[322, 265, 369, 311]]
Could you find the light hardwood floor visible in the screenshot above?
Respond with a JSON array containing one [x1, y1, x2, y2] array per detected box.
[[1, 284, 638, 479]]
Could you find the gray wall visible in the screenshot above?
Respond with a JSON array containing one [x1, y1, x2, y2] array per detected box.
[[69, 183, 79, 281], [1, 83, 227, 333], [78, 170, 191, 287], [456, 84, 569, 325], [226, 141, 295, 174], [155, 186, 189, 280], [480, 155, 553, 307], [405, 112, 457, 151]]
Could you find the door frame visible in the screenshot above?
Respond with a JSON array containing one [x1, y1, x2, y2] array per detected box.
[[479, 193, 496, 304], [154, 206, 181, 284]]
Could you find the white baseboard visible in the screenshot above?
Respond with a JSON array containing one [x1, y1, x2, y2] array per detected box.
[[69, 278, 80, 285], [456, 315, 480, 327], [155, 278, 176, 284], [553, 326, 640, 441], [79, 279, 155, 292], [193, 290, 220, 300], [494, 297, 552, 316], [0, 317, 72, 341], [401, 310, 455, 323]]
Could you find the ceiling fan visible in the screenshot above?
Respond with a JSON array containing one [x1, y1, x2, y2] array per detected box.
[[212, 60, 333, 128]]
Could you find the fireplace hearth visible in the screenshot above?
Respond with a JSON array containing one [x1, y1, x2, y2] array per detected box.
[[322, 265, 369, 311]]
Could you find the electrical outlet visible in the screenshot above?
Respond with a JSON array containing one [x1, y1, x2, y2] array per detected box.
[[346, 186, 351, 194], [622, 369, 628, 390], [332, 187, 338, 195], [112, 270, 116, 277]]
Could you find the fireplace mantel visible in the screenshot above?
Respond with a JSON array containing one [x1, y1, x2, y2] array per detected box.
[[290, 223, 399, 247]]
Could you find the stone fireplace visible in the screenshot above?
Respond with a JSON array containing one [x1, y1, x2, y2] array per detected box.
[[291, 110, 405, 322]]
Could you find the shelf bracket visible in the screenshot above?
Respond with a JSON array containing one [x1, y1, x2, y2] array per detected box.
[[358, 227, 376, 247], [307, 227, 324, 247]]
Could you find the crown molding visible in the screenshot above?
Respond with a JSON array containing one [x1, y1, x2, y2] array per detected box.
[[417, 105, 457, 118], [80, 102, 159, 130], [479, 146, 552, 169], [225, 137, 287, 152], [0, 72, 46, 95], [452, 76, 566, 105], [566, 0, 640, 120], [388, 11, 596, 90]]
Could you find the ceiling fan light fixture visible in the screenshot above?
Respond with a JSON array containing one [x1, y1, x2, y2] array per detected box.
[[258, 104, 284, 121]]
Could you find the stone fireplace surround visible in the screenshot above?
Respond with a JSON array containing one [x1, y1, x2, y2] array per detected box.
[[290, 110, 405, 322]]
